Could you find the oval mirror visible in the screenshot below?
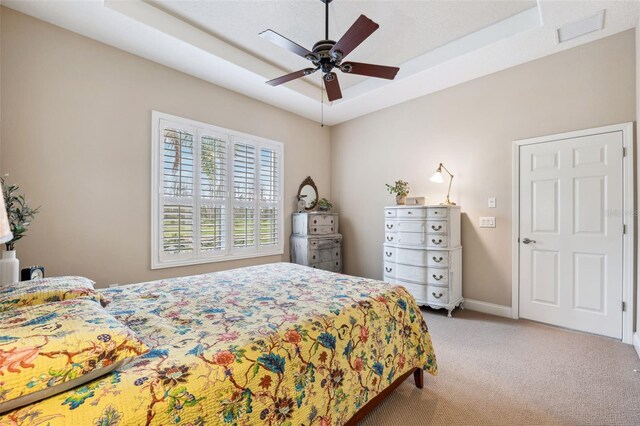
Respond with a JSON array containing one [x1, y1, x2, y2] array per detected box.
[[297, 176, 318, 210]]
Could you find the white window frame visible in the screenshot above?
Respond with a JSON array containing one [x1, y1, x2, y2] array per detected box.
[[151, 111, 284, 269]]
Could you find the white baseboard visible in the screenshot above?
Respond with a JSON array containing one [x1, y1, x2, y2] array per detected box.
[[463, 298, 512, 318], [633, 332, 640, 359]]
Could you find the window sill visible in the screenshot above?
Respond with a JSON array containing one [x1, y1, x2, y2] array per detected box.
[[151, 249, 285, 270]]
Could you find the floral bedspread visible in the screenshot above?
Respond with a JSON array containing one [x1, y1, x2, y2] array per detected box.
[[1, 263, 437, 425]]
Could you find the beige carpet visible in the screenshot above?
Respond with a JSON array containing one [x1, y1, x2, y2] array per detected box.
[[360, 308, 640, 425]]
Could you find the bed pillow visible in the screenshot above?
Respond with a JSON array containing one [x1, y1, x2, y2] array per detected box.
[[0, 276, 106, 312], [0, 298, 149, 413]]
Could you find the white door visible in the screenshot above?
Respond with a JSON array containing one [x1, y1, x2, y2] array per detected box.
[[519, 131, 624, 339]]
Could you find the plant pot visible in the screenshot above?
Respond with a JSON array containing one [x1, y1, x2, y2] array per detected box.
[[0, 250, 19, 286], [396, 195, 407, 205]]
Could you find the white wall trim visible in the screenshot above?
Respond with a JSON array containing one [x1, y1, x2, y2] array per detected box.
[[463, 298, 513, 318], [633, 333, 640, 359], [511, 122, 635, 344]]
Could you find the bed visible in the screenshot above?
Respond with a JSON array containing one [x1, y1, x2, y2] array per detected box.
[[0, 263, 437, 425]]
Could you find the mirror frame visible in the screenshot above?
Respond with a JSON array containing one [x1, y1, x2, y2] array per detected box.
[[297, 176, 319, 211]]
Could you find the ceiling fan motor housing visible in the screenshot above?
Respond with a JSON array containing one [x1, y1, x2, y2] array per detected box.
[[311, 40, 343, 74]]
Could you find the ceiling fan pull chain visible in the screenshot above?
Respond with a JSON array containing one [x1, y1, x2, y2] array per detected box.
[[320, 84, 324, 127]]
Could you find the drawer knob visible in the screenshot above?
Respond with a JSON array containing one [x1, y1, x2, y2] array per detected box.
[[314, 219, 317, 224], [314, 228, 317, 232], [386, 224, 393, 229], [431, 225, 442, 231], [331, 220, 334, 224], [432, 239, 442, 245], [336, 252, 339, 256], [432, 292, 443, 299], [433, 256, 443, 263], [335, 240, 339, 244], [433, 274, 443, 281], [331, 228, 334, 231], [434, 211, 439, 214], [386, 236, 394, 242], [313, 255, 316, 260], [336, 262, 339, 266], [385, 267, 392, 273], [385, 251, 392, 257], [407, 211, 413, 215]]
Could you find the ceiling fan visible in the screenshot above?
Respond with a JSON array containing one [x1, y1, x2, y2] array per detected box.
[[259, 0, 400, 102]]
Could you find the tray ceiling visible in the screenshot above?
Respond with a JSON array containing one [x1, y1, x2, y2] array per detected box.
[[2, 0, 639, 125]]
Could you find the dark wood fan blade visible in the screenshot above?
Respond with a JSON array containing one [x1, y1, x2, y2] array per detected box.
[[341, 62, 399, 80], [329, 15, 379, 60], [266, 68, 317, 86], [260, 29, 314, 59], [323, 73, 342, 102]]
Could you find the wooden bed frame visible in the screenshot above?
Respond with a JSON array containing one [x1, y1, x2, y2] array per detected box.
[[345, 368, 423, 425]]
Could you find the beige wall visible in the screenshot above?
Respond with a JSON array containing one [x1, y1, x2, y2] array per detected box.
[[0, 8, 331, 287], [331, 30, 636, 307], [636, 24, 640, 336]]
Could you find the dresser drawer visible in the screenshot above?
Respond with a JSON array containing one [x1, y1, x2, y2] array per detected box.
[[308, 224, 337, 235], [427, 251, 449, 267], [309, 238, 341, 249], [396, 221, 425, 233], [395, 247, 428, 266], [426, 221, 447, 234], [396, 232, 425, 246], [309, 214, 336, 227], [427, 286, 449, 304], [427, 269, 449, 286], [384, 208, 397, 218], [427, 236, 447, 248], [398, 208, 427, 218], [401, 282, 428, 303], [309, 247, 341, 263], [311, 259, 342, 272], [427, 207, 448, 218], [383, 246, 396, 262], [384, 220, 398, 232], [388, 263, 429, 283], [385, 233, 397, 244]]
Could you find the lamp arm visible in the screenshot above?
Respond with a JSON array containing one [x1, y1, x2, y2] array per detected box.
[[446, 174, 454, 201], [439, 163, 454, 179]]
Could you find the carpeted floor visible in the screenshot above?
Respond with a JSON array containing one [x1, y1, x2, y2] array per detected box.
[[360, 308, 640, 425]]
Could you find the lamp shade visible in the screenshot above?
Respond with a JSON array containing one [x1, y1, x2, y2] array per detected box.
[[0, 195, 13, 244], [430, 171, 444, 183]]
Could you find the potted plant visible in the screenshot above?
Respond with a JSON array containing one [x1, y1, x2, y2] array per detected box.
[[1, 175, 39, 285], [385, 180, 410, 205], [317, 198, 333, 212]]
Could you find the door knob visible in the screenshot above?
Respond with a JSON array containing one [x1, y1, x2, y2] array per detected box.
[[522, 238, 536, 244]]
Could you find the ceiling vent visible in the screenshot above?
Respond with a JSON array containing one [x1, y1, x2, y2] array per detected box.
[[557, 10, 605, 43]]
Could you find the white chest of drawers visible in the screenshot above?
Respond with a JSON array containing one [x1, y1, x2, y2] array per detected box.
[[291, 212, 342, 273], [383, 205, 463, 317]]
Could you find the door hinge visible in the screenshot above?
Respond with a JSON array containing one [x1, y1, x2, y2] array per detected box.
[[622, 301, 626, 312], [623, 224, 626, 234], [623, 147, 627, 157]]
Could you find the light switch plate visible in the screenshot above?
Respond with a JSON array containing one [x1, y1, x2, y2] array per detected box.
[[488, 197, 496, 208], [479, 217, 496, 228]]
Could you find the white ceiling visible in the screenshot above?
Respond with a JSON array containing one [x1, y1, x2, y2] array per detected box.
[[2, 0, 640, 126], [150, 0, 537, 89]]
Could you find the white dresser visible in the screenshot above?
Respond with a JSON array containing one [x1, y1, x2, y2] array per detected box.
[[291, 212, 342, 273], [383, 205, 463, 317]]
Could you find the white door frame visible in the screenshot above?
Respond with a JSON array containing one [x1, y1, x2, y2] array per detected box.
[[511, 122, 635, 344]]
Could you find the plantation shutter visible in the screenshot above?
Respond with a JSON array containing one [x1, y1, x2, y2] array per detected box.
[[152, 112, 283, 268], [259, 147, 280, 247], [199, 134, 227, 253], [160, 124, 195, 260], [232, 142, 256, 250]]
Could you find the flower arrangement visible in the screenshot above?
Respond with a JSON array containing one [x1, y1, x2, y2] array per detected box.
[[385, 180, 410, 205], [317, 198, 333, 212], [1, 175, 40, 251]]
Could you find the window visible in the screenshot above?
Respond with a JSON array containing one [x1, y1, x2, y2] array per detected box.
[[151, 112, 284, 268]]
